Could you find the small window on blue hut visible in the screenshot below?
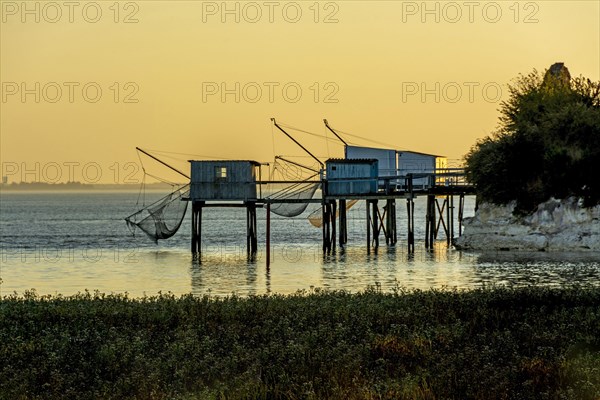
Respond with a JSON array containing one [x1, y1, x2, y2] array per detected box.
[[215, 166, 227, 180]]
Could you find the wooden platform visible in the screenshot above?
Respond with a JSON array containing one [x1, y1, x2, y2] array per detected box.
[[188, 170, 475, 266]]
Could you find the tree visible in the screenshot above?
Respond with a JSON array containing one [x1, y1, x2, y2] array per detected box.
[[464, 64, 600, 214]]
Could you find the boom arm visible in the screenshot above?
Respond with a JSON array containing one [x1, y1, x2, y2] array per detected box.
[[271, 118, 324, 169]]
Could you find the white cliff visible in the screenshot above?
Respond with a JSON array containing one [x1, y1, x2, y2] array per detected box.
[[455, 197, 600, 251]]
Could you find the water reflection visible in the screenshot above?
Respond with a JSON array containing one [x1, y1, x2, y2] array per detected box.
[[4, 192, 599, 297], [105, 246, 600, 296], [190, 253, 262, 296], [476, 251, 600, 264], [472, 251, 600, 287], [2, 244, 599, 298]]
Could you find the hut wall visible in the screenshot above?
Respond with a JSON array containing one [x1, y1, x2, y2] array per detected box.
[[190, 161, 257, 201], [397, 152, 437, 188], [326, 160, 378, 196], [346, 145, 396, 177]]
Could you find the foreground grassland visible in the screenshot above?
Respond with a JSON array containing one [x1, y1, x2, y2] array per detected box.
[[1, 287, 599, 399]]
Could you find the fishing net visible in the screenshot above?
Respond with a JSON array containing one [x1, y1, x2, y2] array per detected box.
[[265, 157, 321, 217], [125, 185, 190, 243], [307, 199, 358, 227], [267, 181, 321, 217]]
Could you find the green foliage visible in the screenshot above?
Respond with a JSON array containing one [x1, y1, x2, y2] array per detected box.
[[464, 67, 600, 213], [1, 287, 600, 399]]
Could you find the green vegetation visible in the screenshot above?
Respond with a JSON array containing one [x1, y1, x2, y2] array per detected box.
[[1, 287, 600, 399], [464, 64, 600, 214]]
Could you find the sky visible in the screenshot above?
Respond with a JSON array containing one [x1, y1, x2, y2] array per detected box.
[[1, 0, 599, 184]]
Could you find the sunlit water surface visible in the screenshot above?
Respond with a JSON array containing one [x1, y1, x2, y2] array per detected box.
[[1, 192, 599, 297]]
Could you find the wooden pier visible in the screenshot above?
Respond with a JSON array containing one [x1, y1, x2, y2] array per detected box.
[[315, 170, 473, 255], [185, 118, 475, 265], [188, 166, 474, 268], [129, 131, 475, 263]]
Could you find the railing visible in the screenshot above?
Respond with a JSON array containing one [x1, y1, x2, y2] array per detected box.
[[433, 168, 470, 187], [252, 168, 472, 200], [378, 168, 470, 191]]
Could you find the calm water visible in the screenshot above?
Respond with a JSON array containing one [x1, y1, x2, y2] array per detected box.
[[1, 191, 599, 297]]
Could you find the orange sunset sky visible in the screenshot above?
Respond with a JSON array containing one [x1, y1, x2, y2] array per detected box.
[[1, 0, 599, 183]]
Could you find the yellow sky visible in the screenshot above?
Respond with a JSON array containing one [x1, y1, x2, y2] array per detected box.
[[1, 0, 599, 183]]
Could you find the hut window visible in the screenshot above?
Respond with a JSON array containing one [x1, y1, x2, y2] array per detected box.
[[332, 166, 337, 171], [215, 166, 227, 179]]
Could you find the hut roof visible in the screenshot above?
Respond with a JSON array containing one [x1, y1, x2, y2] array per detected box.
[[188, 160, 261, 166], [326, 158, 378, 164]]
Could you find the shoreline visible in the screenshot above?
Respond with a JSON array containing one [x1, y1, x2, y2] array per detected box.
[[455, 197, 600, 252]]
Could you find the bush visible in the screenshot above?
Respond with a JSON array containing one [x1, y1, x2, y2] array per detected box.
[[1, 287, 600, 399], [465, 65, 600, 213]]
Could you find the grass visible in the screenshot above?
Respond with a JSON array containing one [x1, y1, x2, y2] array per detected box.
[[1, 286, 599, 399]]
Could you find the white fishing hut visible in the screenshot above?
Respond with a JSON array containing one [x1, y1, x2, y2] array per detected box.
[[345, 145, 446, 190], [325, 158, 379, 196], [397, 150, 446, 189]]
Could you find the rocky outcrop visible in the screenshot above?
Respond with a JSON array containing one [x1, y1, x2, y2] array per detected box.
[[455, 197, 600, 251]]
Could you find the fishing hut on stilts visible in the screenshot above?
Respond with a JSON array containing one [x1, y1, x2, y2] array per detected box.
[[189, 160, 262, 257], [125, 118, 475, 268]]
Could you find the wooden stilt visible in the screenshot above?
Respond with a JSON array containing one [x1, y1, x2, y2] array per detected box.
[[191, 202, 197, 253], [198, 203, 202, 255], [449, 195, 454, 246], [446, 195, 451, 246], [385, 199, 396, 245], [322, 201, 334, 254], [393, 198, 397, 245], [322, 202, 327, 253], [429, 195, 435, 249], [406, 174, 415, 253], [266, 203, 271, 269], [372, 200, 379, 249], [252, 204, 257, 254], [191, 201, 203, 255], [326, 202, 332, 254], [339, 199, 347, 246], [458, 193, 465, 236], [331, 200, 337, 252], [392, 204, 395, 245], [411, 198, 415, 253], [246, 206, 250, 256], [246, 202, 257, 256], [366, 200, 371, 252], [385, 201, 391, 245], [407, 197, 415, 253], [425, 195, 431, 249]]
